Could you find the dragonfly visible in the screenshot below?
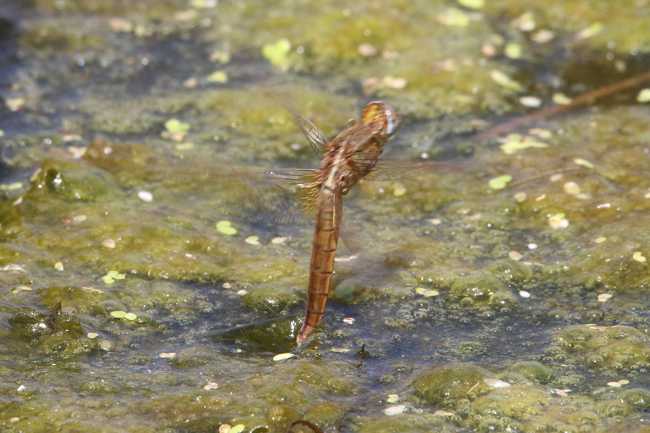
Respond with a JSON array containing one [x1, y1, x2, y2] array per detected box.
[[290, 101, 402, 344]]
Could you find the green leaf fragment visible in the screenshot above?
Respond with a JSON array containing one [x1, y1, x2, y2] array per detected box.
[[637, 89, 650, 103], [500, 137, 547, 154], [504, 43, 522, 59], [0, 182, 23, 191], [574, 158, 595, 168], [110, 311, 137, 320], [229, 425, 246, 433], [54, 262, 64, 271], [216, 220, 238, 235], [552, 93, 572, 105], [245, 236, 260, 245], [206, 70, 228, 83], [164, 119, 191, 134], [416, 287, 439, 297], [175, 142, 195, 150], [103, 270, 126, 284], [438, 8, 470, 27], [576, 22, 603, 40], [490, 70, 523, 91], [457, 0, 484, 9], [262, 39, 291, 67], [488, 175, 513, 190]]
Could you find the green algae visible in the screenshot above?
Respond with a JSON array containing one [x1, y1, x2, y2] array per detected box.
[[1, 0, 650, 432]]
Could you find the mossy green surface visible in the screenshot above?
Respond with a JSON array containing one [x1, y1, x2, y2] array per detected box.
[[1, 0, 650, 431]]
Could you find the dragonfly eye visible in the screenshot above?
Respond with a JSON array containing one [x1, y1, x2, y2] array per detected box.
[[361, 101, 402, 139]]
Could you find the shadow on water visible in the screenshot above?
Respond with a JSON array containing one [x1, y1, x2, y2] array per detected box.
[[205, 315, 302, 355]]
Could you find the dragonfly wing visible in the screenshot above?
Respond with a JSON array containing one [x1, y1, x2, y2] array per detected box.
[[364, 160, 484, 181], [293, 112, 330, 155]]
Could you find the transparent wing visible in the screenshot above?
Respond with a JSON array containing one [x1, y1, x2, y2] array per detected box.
[[292, 112, 330, 155]]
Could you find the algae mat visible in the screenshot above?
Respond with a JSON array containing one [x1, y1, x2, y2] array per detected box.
[[1, 0, 650, 432]]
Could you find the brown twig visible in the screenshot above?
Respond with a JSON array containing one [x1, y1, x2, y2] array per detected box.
[[474, 69, 650, 141]]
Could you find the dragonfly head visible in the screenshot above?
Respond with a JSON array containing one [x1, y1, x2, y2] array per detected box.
[[361, 101, 402, 140]]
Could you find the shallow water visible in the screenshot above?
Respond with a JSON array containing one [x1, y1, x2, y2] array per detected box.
[[1, 1, 650, 432]]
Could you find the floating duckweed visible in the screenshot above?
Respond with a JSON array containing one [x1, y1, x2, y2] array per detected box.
[[457, 0, 483, 9], [607, 379, 629, 387], [552, 93, 572, 105], [271, 237, 286, 244], [207, 70, 228, 83], [245, 236, 260, 245], [110, 311, 137, 321], [548, 213, 569, 229], [393, 183, 406, 196], [216, 220, 238, 235], [330, 348, 351, 353], [163, 118, 191, 141], [175, 142, 195, 150], [384, 405, 406, 416], [500, 135, 547, 154], [637, 89, 650, 103], [87, 332, 98, 339], [633, 252, 647, 262], [594, 237, 607, 243], [598, 293, 612, 302], [6, 97, 25, 111], [574, 158, 595, 168], [12, 286, 33, 293], [54, 262, 64, 271], [387, 394, 399, 403], [490, 70, 523, 91], [509, 251, 523, 260], [273, 353, 296, 361], [563, 182, 580, 195], [203, 382, 219, 389], [102, 270, 126, 284], [513, 192, 527, 202], [504, 43, 522, 59], [488, 175, 512, 190], [159, 352, 176, 358], [164, 118, 191, 134], [191, 0, 217, 9], [437, 8, 470, 27], [229, 425, 245, 433], [262, 39, 291, 67], [0, 182, 23, 191], [416, 287, 439, 297], [576, 22, 603, 40]]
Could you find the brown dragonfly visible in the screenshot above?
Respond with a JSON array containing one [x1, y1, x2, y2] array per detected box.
[[290, 101, 402, 344]]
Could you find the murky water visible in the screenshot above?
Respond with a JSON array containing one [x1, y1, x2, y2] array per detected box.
[[1, 1, 650, 432]]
